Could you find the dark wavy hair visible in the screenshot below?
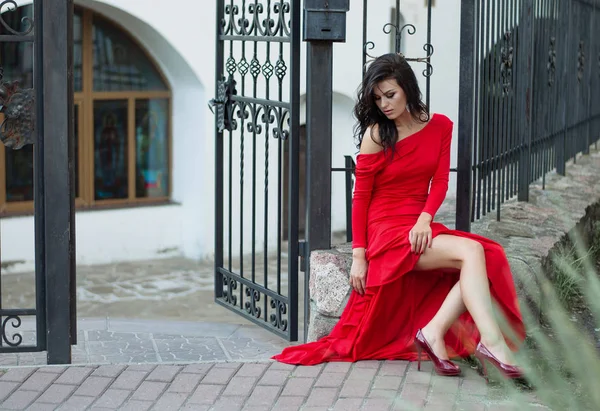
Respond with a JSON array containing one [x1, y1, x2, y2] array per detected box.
[[353, 53, 429, 152]]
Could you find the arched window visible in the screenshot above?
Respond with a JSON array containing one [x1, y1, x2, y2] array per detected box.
[[0, 5, 171, 214]]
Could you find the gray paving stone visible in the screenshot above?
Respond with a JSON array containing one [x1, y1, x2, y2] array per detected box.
[[187, 384, 224, 405], [180, 363, 213, 375], [166, 374, 201, 395], [291, 364, 323, 378], [146, 365, 182, 382], [92, 365, 126, 378], [333, 398, 364, 411], [314, 372, 348, 388], [92, 388, 131, 409], [54, 367, 94, 385], [131, 381, 167, 401], [73, 376, 112, 397], [281, 377, 315, 397], [110, 370, 148, 390], [0, 381, 19, 402], [304, 387, 339, 408], [1, 389, 40, 410], [34, 384, 76, 404], [221, 376, 257, 397], [151, 392, 189, 410], [273, 395, 305, 411], [57, 395, 95, 411], [210, 395, 245, 411], [119, 399, 153, 411], [20, 371, 58, 391], [339, 378, 371, 398], [201, 366, 239, 385], [0, 368, 36, 383], [245, 385, 280, 407], [235, 363, 269, 377], [25, 402, 57, 411], [258, 369, 291, 386]]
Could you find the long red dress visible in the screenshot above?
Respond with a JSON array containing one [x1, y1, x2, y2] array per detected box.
[[273, 113, 525, 365]]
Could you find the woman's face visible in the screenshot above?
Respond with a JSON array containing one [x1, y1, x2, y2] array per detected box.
[[373, 78, 407, 121]]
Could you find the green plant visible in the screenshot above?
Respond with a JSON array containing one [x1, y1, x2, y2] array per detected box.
[[500, 230, 600, 410]]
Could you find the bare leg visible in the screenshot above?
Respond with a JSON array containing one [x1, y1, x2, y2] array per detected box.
[[414, 235, 516, 365], [420, 281, 466, 360]]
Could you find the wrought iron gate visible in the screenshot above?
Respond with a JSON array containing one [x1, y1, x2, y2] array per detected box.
[[457, 0, 600, 231], [212, 0, 301, 341], [0, 0, 75, 363]]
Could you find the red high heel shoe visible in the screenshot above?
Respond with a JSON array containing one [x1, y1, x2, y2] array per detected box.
[[474, 342, 524, 382], [414, 329, 461, 376]]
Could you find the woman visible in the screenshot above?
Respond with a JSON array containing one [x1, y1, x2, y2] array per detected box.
[[273, 53, 525, 380]]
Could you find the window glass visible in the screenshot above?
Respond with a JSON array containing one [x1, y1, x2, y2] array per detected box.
[[5, 145, 33, 202], [94, 100, 128, 200], [74, 9, 83, 91], [135, 99, 169, 198], [92, 16, 168, 91]]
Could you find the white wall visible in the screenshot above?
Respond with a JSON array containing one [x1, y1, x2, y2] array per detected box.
[[1, 0, 462, 271]]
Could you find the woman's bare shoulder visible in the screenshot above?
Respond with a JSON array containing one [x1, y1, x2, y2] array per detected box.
[[360, 125, 384, 155]]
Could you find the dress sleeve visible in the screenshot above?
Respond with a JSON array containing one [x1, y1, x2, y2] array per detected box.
[[352, 153, 386, 249], [422, 120, 453, 218]]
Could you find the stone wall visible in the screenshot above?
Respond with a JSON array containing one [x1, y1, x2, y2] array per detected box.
[[307, 148, 600, 342]]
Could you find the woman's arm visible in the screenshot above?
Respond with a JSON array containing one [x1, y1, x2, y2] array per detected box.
[[421, 121, 453, 220], [352, 127, 384, 254]]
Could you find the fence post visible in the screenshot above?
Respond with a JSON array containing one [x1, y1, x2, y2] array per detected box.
[[517, 0, 534, 202], [43, 0, 75, 364], [456, 0, 475, 233], [303, 1, 350, 342]]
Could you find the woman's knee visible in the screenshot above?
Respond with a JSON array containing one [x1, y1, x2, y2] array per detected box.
[[457, 239, 485, 264]]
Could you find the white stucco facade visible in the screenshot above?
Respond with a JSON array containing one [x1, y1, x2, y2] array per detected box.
[[1, 0, 461, 272]]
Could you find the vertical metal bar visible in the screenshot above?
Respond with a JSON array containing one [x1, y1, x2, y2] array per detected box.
[[584, 1, 594, 155], [456, 0, 476, 232], [44, 0, 74, 364], [490, 0, 498, 215], [34, 0, 47, 351], [344, 156, 354, 243], [214, 0, 225, 302], [517, 0, 534, 201], [482, 0, 492, 215], [476, 0, 485, 219], [264, 39, 272, 322], [425, 0, 432, 108], [497, 0, 506, 221], [471, 0, 482, 221], [288, 0, 300, 342], [556, 0, 570, 175], [362, 0, 368, 77]]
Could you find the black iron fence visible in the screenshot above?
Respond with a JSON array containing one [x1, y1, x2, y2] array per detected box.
[[0, 0, 75, 363], [457, 0, 600, 231]]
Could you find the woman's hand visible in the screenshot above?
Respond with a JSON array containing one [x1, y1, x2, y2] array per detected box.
[[349, 249, 368, 295], [409, 213, 433, 254]]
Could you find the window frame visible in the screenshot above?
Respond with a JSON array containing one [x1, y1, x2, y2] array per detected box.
[[0, 6, 173, 216]]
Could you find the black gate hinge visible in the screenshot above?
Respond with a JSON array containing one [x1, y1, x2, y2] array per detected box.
[[298, 240, 308, 273]]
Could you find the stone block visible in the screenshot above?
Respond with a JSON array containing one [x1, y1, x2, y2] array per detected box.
[[306, 246, 353, 342]]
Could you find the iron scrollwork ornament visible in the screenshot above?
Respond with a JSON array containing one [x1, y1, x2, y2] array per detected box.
[[500, 31, 514, 95], [364, 21, 434, 78], [1, 315, 24, 347], [0, 68, 35, 150], [0, 0, 34, 36], [547, 37, 556, 87], [577, 40, 585, 83]]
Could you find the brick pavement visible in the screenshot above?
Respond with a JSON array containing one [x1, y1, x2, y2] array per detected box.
[[0, 359, 548, 411]]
